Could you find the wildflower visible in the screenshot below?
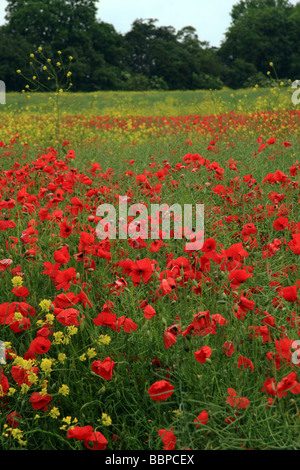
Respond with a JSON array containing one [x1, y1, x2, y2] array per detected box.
[[97, 334, 111, 346], [49, 407, 60, 419], [194, 410, 209, 427], [11, 428, 26, 446], [237, 355, 254, 372], [226, 388, 250, 409], [11, 276, 23, 288], [158, 429, 176, 450], [57, 353, 66, 363], [7, 411, 22, 428], [29, 392, 52, 411], [92, 357, 115, 380], [62, 416, 72, 426], [194, 346, 212, 364], [101, 413, 112, 426], [45, 313, 55, 325], [53, 331, 64, 344], [0, 369, 9, 397], [40, 358, 53, 375], [148, 380, 174, 401], [39, 299, 52, 312], [13, 311, 23, 321], [29, 337, 51, 355], [58, 384, 70, 396], [66, 325, 78, 336]]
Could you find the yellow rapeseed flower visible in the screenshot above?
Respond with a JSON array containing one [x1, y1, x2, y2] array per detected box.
[[62, 416, 72, 425], [11, 276, 23, 288], [40, 358, 53, 375], [53, 331, 64, 344], [87, 348, 97, 359], [97, 334, 111, 346], [39, 299, 52, 312], [66, 326, 78, 336], [49, 407, 60, 419], [57, 353, 66, 363], [101, 413, 112, 426], [58, 384, 70, 396], [13, 311, 23, 322]]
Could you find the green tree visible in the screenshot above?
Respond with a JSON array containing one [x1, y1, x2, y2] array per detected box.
[[124, 19, 223, 90], [5, 0, 98, 49], [219, 0, 297, 86], [0, 25, 32, 91]]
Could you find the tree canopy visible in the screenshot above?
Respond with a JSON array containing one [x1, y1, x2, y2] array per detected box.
[[0, 0, 299, 91]]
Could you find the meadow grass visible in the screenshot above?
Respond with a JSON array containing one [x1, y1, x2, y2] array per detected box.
[[0, 87, 299, 450]]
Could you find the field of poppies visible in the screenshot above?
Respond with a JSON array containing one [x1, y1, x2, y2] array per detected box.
[[0, 87, 300, 450]]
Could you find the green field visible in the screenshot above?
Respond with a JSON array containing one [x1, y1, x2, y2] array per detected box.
[[0, 87, 300, 450]]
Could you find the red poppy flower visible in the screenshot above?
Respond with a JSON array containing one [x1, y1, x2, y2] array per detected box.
[[122, 317, 138, 333], [237, 355, 254, 372], [143, 305, 156, 319], [84, 431, 108, 450], [11, 286, 30, 299], [194, 346, 212, 364], [194, 410, 209, 427], [29, 392, 52, 411], [11, 365, 38, 387], [59, 220, 72, 238], [0, 220, 16, 231], [29, 336, 52, 355], [226, 388, 250, 409], [56, 308, 81, 326], [0, 258, 13, 273], [0, 369, 9, 397], [158, 429, 176, 450], [148, 380, 174, 401], [54, 267, 77, 291], [288, 234, 300, 255], [279, 285, 298, 302], [223, 341, 235, 357], [262, 372, 300, 398], [93, 311, 117, 330], [130, 258, 153, 285], [67, 425, 94, 441], [7, 411, 22, 428], [273, 216, 289, 231], [54, 246, 70, 264], [92, 357, 114, 380]]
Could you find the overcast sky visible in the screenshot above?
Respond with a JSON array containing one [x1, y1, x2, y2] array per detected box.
[[0, 0, 299, 48]]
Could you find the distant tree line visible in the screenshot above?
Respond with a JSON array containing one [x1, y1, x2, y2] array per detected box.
[[1, 0, 300, 92]]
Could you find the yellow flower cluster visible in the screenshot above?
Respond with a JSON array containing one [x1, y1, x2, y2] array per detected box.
[[11, 276, 23, 288], [39, 299, 52, 312]]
